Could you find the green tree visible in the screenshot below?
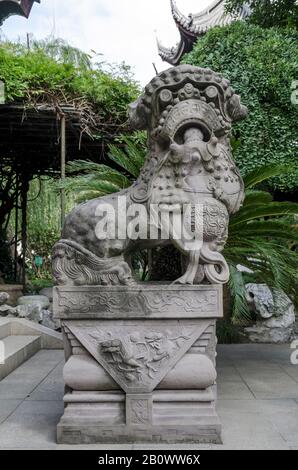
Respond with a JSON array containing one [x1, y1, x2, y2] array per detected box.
[[0, 37, 139, 129], [226, 0, 298, 28], [183, 22, 298, 193]]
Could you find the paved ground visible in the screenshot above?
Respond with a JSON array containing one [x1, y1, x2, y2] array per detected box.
[[0, 344, 297, 450]]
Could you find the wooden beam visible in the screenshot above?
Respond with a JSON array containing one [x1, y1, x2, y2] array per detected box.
[[60, 114, 66, 229], [21, 177, 29, 291]]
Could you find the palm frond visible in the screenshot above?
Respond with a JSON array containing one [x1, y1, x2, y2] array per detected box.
[[228, 266, 251, 323], [108, 145, 140, 178], [75, 191, 107, 203], [229, 220, 298, 242], [243, 190, 273, 206], [58, 175, 125, 196], [243, 164, 292, 189], [227, 166, 298, 320], [120, 135, 146, 170], [108, 133, 146, 178], [59, 161, 131, 200], [58, 134, 146, 202], [65, 160, 107, 174], [32, 37, 93, 70], [230, 202, 298, 227], [225, 237, 298, 304]]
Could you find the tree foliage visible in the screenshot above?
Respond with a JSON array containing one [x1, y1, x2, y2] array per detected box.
[[0, 37, 139, 127], [226, 0, 298, 28], [183, 22, 298, 193]]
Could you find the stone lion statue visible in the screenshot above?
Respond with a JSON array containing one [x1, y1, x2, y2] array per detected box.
[[53, 65, 248, 287]]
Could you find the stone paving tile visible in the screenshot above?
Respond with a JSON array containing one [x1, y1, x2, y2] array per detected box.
[[0, 346, 297, 449], [218, 398, 298, 414], [218, 397, 298, 448], [26, 362, 64, 402], [266, 410, 298, 447], [217, 381, 255, 400], [282, 365, 298, 383], [0, 400, 63, 449], [238, 375, 298, 400], [0, 400, 22, 424], [233, 360, 286, 371], [218, 408, 288, 450], [231, 361, 298, 400], [0, 350, 64, 400], [216, 357, 233, 367], [218, 398, 298, 449], [217, 366, 244, 383]]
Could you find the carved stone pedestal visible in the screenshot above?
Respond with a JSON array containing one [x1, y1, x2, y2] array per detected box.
[[54, 284, 223, 444]]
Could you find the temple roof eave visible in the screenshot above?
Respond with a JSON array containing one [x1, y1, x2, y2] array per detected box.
[[158, 1, 250, 65], [157, 38, 183, 66], [0, 0, 40, 26], [170, 0, 249, 36], [157, 31, 196, 66]]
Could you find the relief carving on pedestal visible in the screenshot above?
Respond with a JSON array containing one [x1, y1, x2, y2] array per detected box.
[[96, 330, 191, 381], [66, 320, 211, 392], [54, 285, 221, 318], [128, 398, 152, 425]]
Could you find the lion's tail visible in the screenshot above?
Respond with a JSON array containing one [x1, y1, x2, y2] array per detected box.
[[200, 245, 230, 284], [52, 240, 133, 286]]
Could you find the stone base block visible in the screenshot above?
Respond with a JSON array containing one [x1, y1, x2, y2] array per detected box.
[[54, 284, 223, 445], [57, 390, 222, 444]]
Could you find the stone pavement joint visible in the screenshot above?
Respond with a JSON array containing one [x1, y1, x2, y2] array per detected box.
[[0, 345, 297, 450]]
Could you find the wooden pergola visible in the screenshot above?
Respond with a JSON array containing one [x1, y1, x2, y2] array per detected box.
[[0, 101, 114, 288], [0, 1, 41, 288], [0, 103, 105, 175]]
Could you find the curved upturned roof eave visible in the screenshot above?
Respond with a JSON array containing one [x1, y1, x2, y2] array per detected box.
[[171, 0, 249, 35], [0, 0, 40, 25], [157, 30, 198, 66], [158, 0, 250, 65]]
